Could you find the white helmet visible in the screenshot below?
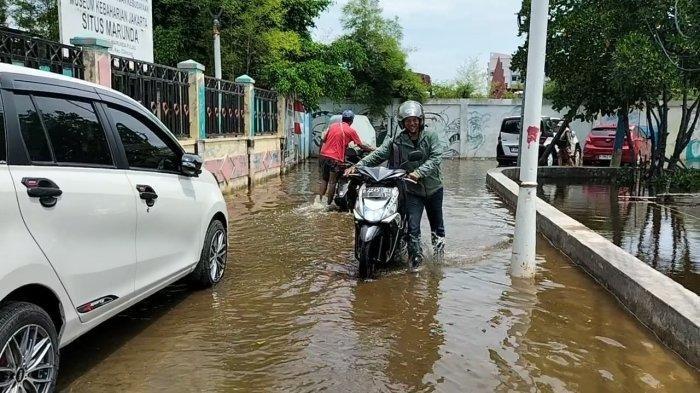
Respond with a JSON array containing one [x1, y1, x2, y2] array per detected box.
[[397, 100, 425, 131]]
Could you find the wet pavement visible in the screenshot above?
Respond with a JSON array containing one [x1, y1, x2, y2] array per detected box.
[[58, 160, 699, 392], [538, 182, 700, 294]]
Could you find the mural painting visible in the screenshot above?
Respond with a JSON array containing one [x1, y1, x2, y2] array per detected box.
[[423, 105, 461, 158], [687, 124, 700, 168], [204, 154, 249, 185], [250, 150, 281, 173]]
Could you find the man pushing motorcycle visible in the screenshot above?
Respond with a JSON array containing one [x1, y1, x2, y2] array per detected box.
[[346, 100, 445, 270]]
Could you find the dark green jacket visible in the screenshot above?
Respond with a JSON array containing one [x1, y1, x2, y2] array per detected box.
[[359, 129, 444, 197]]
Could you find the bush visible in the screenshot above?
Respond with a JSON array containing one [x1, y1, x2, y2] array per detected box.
[[650, 168, 700, 193]]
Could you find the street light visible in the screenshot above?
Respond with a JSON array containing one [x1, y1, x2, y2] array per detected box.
[[511, 0, 550, 278], [211, 8, 223, 134]]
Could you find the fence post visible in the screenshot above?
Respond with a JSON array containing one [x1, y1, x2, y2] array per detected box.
[[235, 74, 255, 137], [70, 37, 111, 88], [177, 60, 206, 141], [277, 95, 286, 137]]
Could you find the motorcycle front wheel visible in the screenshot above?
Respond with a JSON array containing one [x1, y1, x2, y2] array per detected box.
[[358, 240, 376, 279]]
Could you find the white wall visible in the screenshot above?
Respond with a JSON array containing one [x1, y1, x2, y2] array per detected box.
[[311, 98, 698, 163]]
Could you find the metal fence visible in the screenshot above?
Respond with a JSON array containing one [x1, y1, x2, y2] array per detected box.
[[253, 88, 278, 135], [205, 77, 245, 137], [111, 55, 190, 138], [0, 28, 84, 79]]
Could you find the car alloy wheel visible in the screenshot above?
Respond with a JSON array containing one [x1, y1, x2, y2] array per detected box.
[[209, 229, 227, 282], [0, 324, 56, 393]]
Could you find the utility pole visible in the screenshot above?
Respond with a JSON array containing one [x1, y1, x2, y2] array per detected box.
[[517, 83, 526, 166], [511, 0, 550, 278], [212, 9, 223, 133]]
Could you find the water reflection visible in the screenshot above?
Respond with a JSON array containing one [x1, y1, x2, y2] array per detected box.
[[539, 182, 699, 293], [352, 272, 444, 391]]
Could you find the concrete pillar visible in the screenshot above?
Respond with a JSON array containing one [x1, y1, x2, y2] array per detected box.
[[235, 74, 256, 138], [177, 60, 206, 141], [277, 95, 286, 137], [70, 37, 111, 88]]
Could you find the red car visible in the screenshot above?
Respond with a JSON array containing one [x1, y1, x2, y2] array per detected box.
[[583, 125, 651, 166]]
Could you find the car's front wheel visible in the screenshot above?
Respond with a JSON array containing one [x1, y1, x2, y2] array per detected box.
[[190, 220, 228, 288], [0, 302, 59, 393]]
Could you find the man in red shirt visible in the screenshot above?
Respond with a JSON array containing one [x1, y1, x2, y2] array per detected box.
[[316, 110, 374, 205]]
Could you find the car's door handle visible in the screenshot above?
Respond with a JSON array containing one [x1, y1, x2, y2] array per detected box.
[[136, 185, 158, 207], [22, 178, 62, 208]]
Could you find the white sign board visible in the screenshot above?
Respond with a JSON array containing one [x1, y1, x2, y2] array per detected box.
[[59, 0, 154, 62]]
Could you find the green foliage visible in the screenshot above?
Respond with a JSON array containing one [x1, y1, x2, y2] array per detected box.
[[650, 168, 700, 192], [7, 0, 58, 40], [281, 0, 331, 37], [514, 0, 700, 175], [431, 82, 475, 99], [455, 56, 487, 95], [339, 0, 426, 115], [1, 0, 422, 112], [0, 2, 6, 25]]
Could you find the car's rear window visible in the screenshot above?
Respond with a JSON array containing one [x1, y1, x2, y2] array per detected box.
[[501, 119, 521, 134]]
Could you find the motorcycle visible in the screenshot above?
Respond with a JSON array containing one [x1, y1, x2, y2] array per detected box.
[[333, 146, 366, 211], [351, 151, 424, 279]]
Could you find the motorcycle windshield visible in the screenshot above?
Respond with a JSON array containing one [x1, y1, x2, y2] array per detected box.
[[358, 166, 406, 182]]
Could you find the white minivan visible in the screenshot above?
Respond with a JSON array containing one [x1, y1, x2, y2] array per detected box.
[[0, 64, 228, 391]]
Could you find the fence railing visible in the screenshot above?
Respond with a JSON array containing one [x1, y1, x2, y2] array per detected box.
[[205, 77, 245, 137], [0, 30, 293, 144], [0, 28, 84, 79], [254, 88, 278, 135], [111, 55, 190, 138]]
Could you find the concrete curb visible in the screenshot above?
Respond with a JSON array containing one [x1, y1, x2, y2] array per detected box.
[[486, 166, 700, 368]]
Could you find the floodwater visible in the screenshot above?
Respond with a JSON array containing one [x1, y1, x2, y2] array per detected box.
[[58, 160, 698, 392], [538, 181, 700, 294]]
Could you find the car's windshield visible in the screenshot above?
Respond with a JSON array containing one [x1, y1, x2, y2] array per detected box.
[[501, 119, 520, 134]]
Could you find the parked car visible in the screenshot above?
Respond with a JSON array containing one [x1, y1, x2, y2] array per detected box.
[[582, 125, 651, 166], [0, 63, 228, 391], [497, 116, 580, 166]]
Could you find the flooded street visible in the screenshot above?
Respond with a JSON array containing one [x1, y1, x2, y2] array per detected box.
[[539, 182, 700, 294], [58, 160, 698, 392]]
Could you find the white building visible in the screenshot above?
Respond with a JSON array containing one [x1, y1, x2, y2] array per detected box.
[[487, 52, 522, 89]]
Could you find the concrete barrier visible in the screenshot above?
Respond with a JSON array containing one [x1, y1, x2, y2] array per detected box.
[[486, 166, 700, 368]]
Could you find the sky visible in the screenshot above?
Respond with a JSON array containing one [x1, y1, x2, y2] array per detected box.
[[312, 0, 525, 83]]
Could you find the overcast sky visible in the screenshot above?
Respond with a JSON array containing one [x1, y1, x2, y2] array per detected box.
[[312, 0, 524, 83]]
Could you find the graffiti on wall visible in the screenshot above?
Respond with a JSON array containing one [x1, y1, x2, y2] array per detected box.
[[423, 106, 461, 158], [465, 110, 490, 156], [687, 124, 700, 168], [250, 150, 281, 173], [204, 154, 249, 185]]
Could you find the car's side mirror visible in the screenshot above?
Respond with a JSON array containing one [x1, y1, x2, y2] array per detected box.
[[181, 153, 203, 177], [408, 150, 425, 162]]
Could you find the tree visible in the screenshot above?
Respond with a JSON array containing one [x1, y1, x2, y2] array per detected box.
[[513, 0, 696, 171], [430, 82, 475, 99], [7, 0, 58, 39], [455, 56, 487, 95], [642, 0, 700, 171], [281, 0, 331, 38], [1, 2, 7, 25], [339, 0, 426, 114]]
